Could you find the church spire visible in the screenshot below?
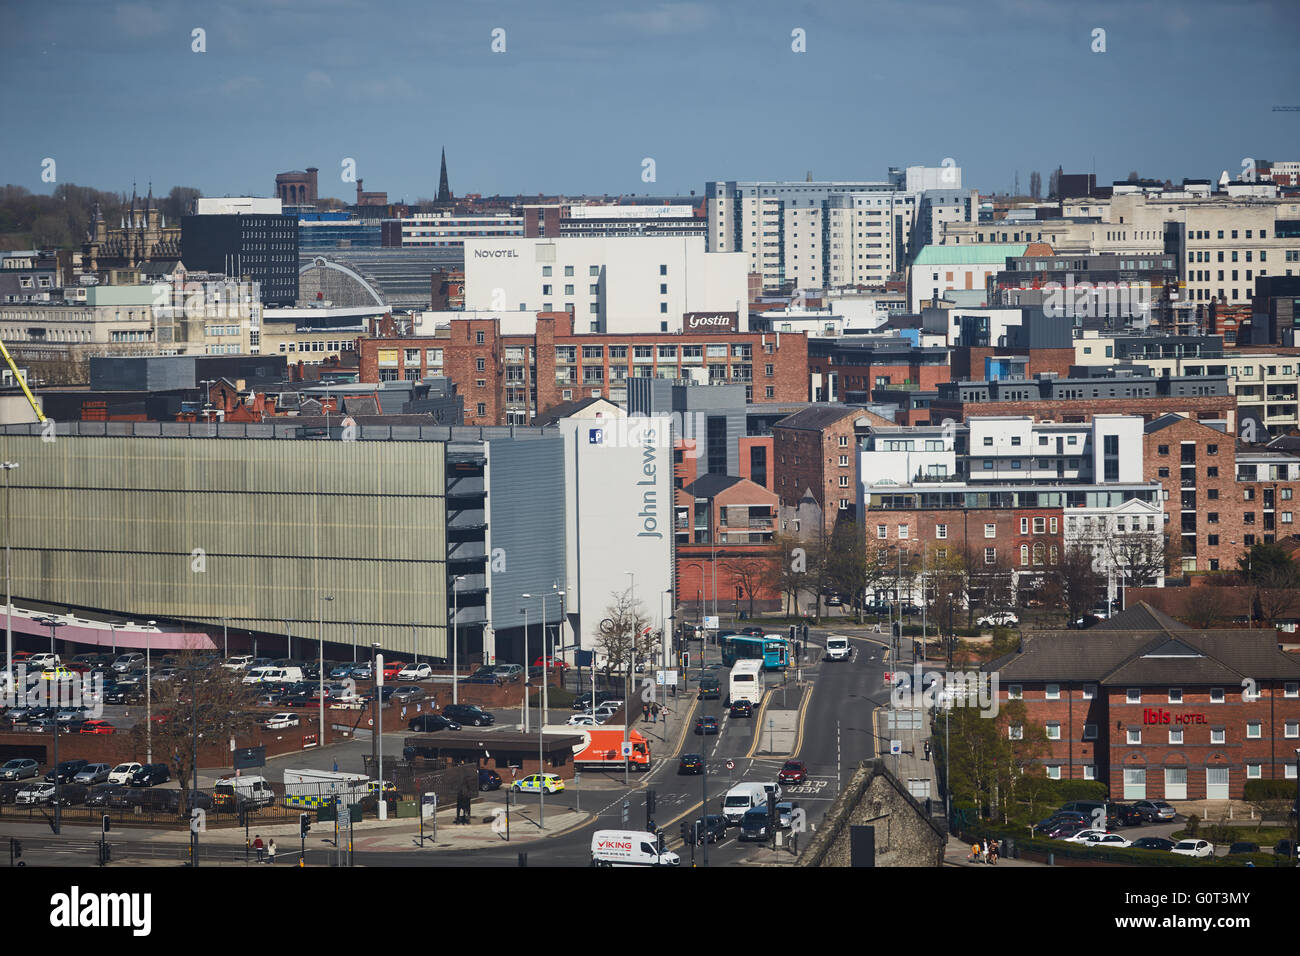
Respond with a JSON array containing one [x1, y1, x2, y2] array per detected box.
[[437, 147, 451, 203]]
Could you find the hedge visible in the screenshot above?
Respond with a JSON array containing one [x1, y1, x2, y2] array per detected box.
[[963, 824, 1284, 867], [1243, 779, 1298, 801]]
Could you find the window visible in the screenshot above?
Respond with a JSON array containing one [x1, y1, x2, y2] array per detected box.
[[1009, 725, 1024, 740], [1168, 688, 1183, 704], [1045, 684, 1060, 700], [589, 265, 599, 276], [1286, 683, 1298, 699], [1247, 722, 1261, 739], [1020, 517, 1028, 534], [936, 524, 947, 539], [984, 523, 996, 538], [475, 357, 485, 372], [476, 403, 486, 416], [1157, 445, 1168, 456], [1046, 722, 1061, 740], [1169, 729, 1183, 745], [1083, 684, 1096, 700], [898, 524, 909, 539], [1126, 728, 1141, 745], [1126, 688, 1141, 704], [564, 266, 574, 276], [1008, 685, 1022, 700], [1033, 517, 1046, 534], [1286, 721, 1299, 738], [1083, 724, 1097, 740], [1082, 765, 1096, 781], [984, 548, 995, 564], [1046, 766, 1062, 781], [1210, 728, 1225, 744], [1247, 764, 1262, 780], [1211, 687, 1224, 703]]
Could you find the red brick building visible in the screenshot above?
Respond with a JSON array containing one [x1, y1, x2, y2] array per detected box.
[[357, 313, 809, 427], [930, 393, 1236, 430], [990, 604, 1300, 799], [674, 473, 782, 612]]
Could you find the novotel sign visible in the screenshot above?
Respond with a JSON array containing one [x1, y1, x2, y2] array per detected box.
[[683, 311, 738, 333], [473, 249, 520, 258]]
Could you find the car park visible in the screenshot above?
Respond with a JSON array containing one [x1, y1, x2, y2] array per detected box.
[[1171, 839, 1214, 858], [677, 754, 704, 775], [45, 759, 89, 784], [398, 662, 433, 681], [72, 763, 112, 785], [16, 782, 56, 804], [408, 714, 460, 732], [1130, 837, 1177, 852], [107, 763, 142, 785], [694, 716, 719, 735], [442, 704, 494, 727], [478, 769, 502, 792], [512, 773, 564, 794], [0, 758, 39, 780], [778, 760, 807, 785]]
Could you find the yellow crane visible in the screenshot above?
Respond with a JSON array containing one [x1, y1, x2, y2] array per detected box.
[[0, 338, 46, 423]]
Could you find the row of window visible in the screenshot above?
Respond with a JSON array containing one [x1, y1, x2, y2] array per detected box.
[[1011, 723, 1300, 744], [1007, 683, 1300, 702]]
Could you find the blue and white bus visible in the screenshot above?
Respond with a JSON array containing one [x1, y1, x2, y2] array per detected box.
[[721, 633, 789, 671]]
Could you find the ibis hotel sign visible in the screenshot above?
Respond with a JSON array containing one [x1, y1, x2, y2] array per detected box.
[[684, 311, 738, 333], [1142, 708, 1207, 725]]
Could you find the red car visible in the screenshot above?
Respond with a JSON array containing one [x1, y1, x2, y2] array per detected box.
[[532, 656, 569, 671], [64, 662, 92, 674], [381, 661, 407, 681], [778, 760, 807, 785], [79, 720, 116, 735]]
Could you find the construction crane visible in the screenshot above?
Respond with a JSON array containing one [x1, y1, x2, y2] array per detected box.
[[0, 338, 46, 423]]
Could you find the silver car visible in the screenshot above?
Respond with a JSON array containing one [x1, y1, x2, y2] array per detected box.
[[0, 758, 38, 780], [73, 763, 112, 785]]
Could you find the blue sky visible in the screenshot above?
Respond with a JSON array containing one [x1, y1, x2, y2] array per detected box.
[[3, 0, 1298, 201]]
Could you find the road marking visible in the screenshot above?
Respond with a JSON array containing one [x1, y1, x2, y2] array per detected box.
[[744, 688, 776, 759], [788, 681, 815, 759]]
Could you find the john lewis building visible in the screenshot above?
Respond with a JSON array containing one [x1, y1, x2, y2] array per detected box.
[[987, 604, 1300, 800]]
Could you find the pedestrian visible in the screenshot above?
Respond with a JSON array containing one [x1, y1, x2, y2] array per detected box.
[[651, 702, 659, 724], [982, 838, 990, 864], [642, 703, 650, 722], [332, 759, 338, 773], [990, 840, 999, 865], [969, 841, 980, 863], [267, 838, 276, 864], [253, 834, 264, 863]]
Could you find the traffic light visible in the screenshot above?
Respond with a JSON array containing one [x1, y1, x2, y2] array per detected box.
[[767, 792, 778, 832], [680, 821, 690, 844], [101, 814, 110, 834], [645, 788, 656, 831], [299, 812, 311, 839]]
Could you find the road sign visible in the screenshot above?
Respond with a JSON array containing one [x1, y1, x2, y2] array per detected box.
[[621, 742, 633, 757], [703, 615, 719, 630], [655, 670, 678, 686], [890, 740, 902, 755], [725, 759, 735, 770], [232, 746, 265, 770]]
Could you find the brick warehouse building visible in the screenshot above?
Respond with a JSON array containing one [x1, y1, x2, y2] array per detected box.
[[987, 604, 1300, 799], [357, 313, 809, 426]]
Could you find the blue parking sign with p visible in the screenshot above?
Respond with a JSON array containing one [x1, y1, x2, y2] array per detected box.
[[589, 429, 603, 444]]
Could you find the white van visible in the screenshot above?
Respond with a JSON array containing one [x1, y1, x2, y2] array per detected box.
[[242, 666, 304, 685], [721, 782, 769, 825], [591, 829, 680, 867], [214, 774, 276, 808], [825, 637, 850, 661], [222, 655, 255, 671]]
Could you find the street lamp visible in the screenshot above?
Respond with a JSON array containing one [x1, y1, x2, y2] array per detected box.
[[452, 575, 466, 706], [2, 461, 17, 683], [35, 614, 65, 834], [520, 597, 531, 735], [624, 571, 634, 787], [371, 641, 383, 814], [318, 595, 334, 746], [145, 620, 156, 763]]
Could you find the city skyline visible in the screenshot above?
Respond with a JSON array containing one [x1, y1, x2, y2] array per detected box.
[[2, 0, 1298, 201]]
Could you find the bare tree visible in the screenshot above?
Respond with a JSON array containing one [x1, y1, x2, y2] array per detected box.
[[1182, 587, 1223, 629], [720, 552, 773, 619], [595, 586, 657, 680], [1054, 544, 1104, 626], [1105, 526, 1166, 595]]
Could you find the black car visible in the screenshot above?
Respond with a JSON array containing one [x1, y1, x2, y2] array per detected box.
[[697, 677, 721, 701], [129, 763, 171, 787], [408, 714, 461, 732], [478, 769, 502, 792], [1110, 803, 1145, 827], [1228, 841, 1260, 855], [127, 788, 180, 812], [691, 814, 727, 845], [677, 754, 704, 775], [442, 704, 494, 727], [1130, 837, 1177, 852], [86, 785, 132, 809], [463, 666, 502, 685], [739, 807, 773, 842], [729, 699, 753, 718], [45, 759, 89, 784], [1276, 839, 1297, 859], [55, 783, 90, 807], [694, 716, 719, 735]]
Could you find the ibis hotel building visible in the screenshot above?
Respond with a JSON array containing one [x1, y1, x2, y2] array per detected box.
[[989, 604, 1300, 800]]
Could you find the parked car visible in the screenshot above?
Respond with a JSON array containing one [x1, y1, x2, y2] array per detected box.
[[493, 664, 524, 682], [694, 715, 720, 735], [16, 782, 56, 804], [391, 685, 426, 704], [1042, 819, 1089, 840], [0, 758, 39, 780], [441, 704, 494, 727], [511, 773, 564, 794], [976, 611, 1019, 627], [112, 653, 145, 672], [261, 712, 300, 730], [1130, 837, 1178, 852], [1171, 839, 1214, 858], [1062, 828, 1112, 844], [1131, 799, 1178, 822], [532, 656, 569, 671], [86, 784, 132, 809], [72, 763, 113, 785], [1228, 841, 1261, 855], [27, 652, 59, 669], [45, 759, 89, 784], [408, 714, 460, 732], [56, 784, 90, 807], [398, 662, 433, 681], [1275, 839, 1297, 860], [573, 691, 618, 711], [107, 762, 143, 785], [464, 666, 502, 685], [348, 663, 374, 680], [778, 760, 807, 785], [593, 702, 622, 723], [1033, 811, 1088, 834], [222, 655, 256, 671], [1082, 832, 1132, 848], [478, 769, 502, 792], [677, 754, 704, 775], [567, 713, 599, 726], [129, 763, 171, 787], [380, 661, 407, 681]]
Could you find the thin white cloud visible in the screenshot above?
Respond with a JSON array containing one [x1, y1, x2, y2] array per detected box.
[[303, 70, 333, 95], [606, 2, 720, 36], [114, 3, 169, 38]]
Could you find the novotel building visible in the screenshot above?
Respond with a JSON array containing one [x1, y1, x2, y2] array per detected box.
[[462, 236, 749, 335], [985, 603, 1300, 800]]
